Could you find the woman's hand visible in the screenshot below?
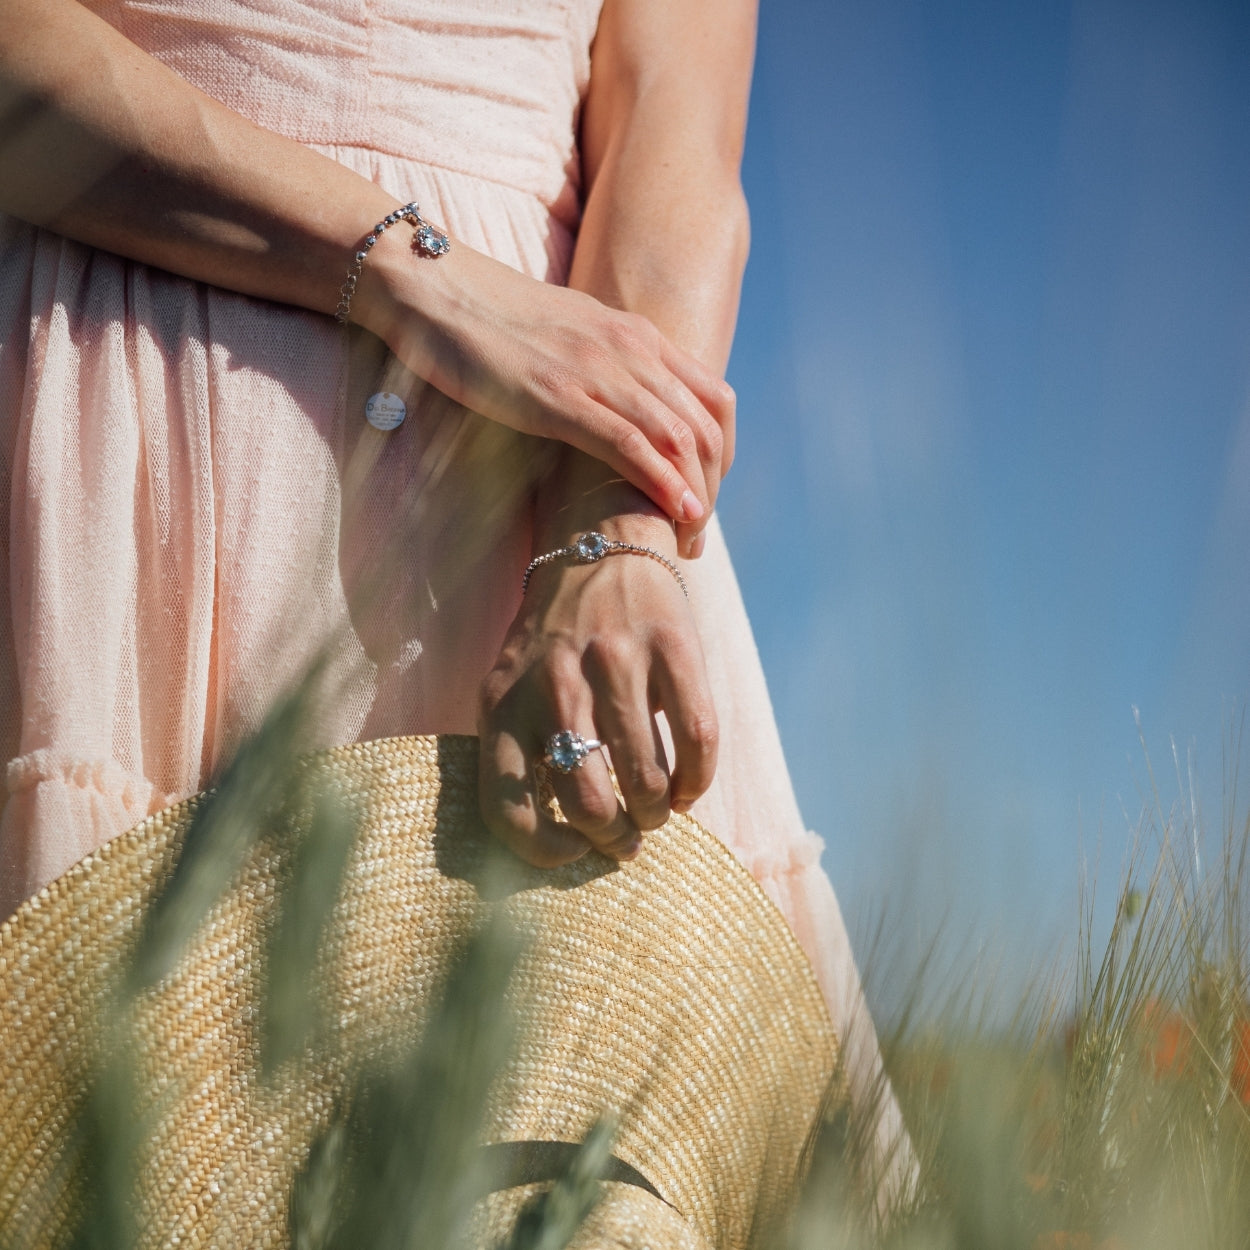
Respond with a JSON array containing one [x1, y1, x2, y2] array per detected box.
[[0, 0, 732, 551], [477, 457, 718, 865], [355, 236, 734, 552]]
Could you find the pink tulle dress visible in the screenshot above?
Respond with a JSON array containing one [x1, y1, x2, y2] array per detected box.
[[0, 0, 909, 1187]]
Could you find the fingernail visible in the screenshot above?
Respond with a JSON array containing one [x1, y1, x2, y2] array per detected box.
[[690, 531, 707, 560], [619, 836, 643, 860], [671, 799, 692, 814], [680, 490, 704, 522]]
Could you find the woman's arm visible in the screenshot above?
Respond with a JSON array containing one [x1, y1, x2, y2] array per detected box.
[[572, 0, 755, 375], [0, 0, 729, 530], [477, 0, 757, 865]]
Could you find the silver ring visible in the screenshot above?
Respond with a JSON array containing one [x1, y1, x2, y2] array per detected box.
[[543, 730, 603, 773]]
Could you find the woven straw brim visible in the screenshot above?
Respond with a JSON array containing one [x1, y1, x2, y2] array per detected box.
[[0, 734, 838, 1248], [469, 1181, 714, 1250]]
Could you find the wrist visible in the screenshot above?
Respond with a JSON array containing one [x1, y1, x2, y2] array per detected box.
[[534, 450, 678, 557], [345, 203, 455, 345]]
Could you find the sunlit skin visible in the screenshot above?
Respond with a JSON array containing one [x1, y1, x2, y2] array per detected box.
[[0, 0, 730, 545], [477, 0, 755, 865], [0, 0, 756, 863]]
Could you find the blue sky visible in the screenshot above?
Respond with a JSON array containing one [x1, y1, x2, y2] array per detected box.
[[723, 0, 1250, 989]]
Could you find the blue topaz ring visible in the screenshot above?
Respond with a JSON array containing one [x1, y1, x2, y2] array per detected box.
[[543, 730, 603, 774]]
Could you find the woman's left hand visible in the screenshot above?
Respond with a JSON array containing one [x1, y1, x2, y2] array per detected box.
[[477, 464, 718, 866]]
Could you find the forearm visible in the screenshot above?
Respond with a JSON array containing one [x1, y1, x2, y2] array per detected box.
[[567, 134, 749, 375], [0, 0, 396, 318], [542, 4, 754, 548], [537, 156, 748, 549], [482, 0, 755, 833], [567, 0, 754, 372], [488, 122, 740, 841]]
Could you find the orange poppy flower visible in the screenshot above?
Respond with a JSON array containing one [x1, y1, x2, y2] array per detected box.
[[1140, 999, 1191, 1077], [1231, 1020, 1250, 1103]]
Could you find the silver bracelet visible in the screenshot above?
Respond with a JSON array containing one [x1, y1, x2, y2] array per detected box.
[[335, 202, 451, 325], [522, 531, 689, 599]]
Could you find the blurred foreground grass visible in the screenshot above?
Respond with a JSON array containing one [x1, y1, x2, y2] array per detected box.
[[796, 730, 1250, 1250], [6, 694, 610, 1250], [15, 699, 1250, 1249]]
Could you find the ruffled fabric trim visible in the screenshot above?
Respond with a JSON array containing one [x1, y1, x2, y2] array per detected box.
[[732, 825, 825, 888], [6, 749, 170, 808], [0, 752, 176, 919]]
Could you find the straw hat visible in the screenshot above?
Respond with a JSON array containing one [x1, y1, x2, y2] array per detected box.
[[0, 735, 838, 1249]]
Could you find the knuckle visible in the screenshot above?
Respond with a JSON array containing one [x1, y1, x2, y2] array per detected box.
[[572, 784, 619, 831], [663, 417, 697, 462], [615, 424, 650, 464], [606, 311, 656, 352], [603, 314, 639, 353], [512, 843, 558, 868], [682, 707, 720, 758], [584, 632, 635, 677], [652, 623, 698, 663], [632, 809, 667, 834], [518, 832, 587, 869], [628, 310, 659, 337], [477, 669, 512, 721], [624, 757, 670, 804], [539, 643, 583, 704], [531, 359, 578, 401], [604, 829, 643, 858], [695, 419, 723, 465], [480, 802, 530, 852]]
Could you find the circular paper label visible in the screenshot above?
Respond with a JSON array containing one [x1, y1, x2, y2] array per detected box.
[[365, 392, 406, 431]]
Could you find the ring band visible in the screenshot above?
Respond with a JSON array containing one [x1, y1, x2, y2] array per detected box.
[[522, 531, 688, 598], [543, 730, 603, 774]]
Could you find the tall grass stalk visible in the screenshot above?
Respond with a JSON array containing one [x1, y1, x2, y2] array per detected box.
[[792, 724, 1250, 1250]]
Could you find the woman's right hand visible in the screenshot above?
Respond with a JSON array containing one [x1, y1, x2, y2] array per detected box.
[[0, 0, 730, 552], [353, 230, 734, 554]]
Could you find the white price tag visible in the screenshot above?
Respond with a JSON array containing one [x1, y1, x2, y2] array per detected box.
[[365, 391, 406, 431]]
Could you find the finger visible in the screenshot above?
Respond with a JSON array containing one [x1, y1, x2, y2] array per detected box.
[[583, 634, 672, 831], [549, 398, 705, 527], [593, 697, 672, 833], [536, 639, 640, 857], [676, 520, 703, 560], [659, 340, 737, 479], [546, 742, 642, 860], [675, 526, 707, 561], [651, 632, 719, 813], [589, 381, 715, 522], [717, 385, 736, 478], [478, 721, 591, 867], [634, 370, 725, 518]]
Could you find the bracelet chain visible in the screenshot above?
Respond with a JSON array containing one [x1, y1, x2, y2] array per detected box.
[[522, 531, 689, 599], [335, 201, 450, 325]]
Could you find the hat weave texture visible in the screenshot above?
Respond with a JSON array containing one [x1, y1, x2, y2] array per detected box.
[[0, 734, 838, 1248]]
